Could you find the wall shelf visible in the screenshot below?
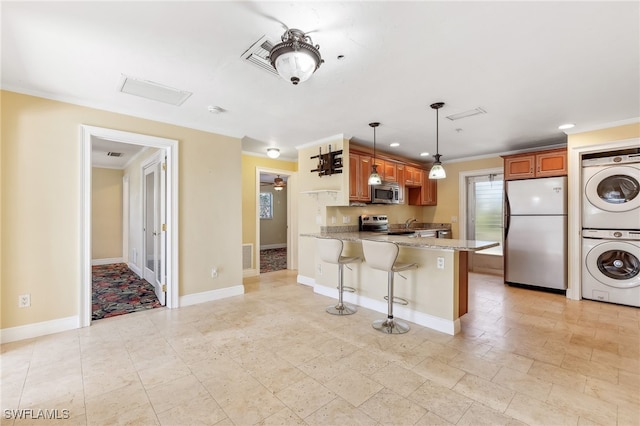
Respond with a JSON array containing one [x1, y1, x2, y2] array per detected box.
[[301, 190, 340, 201]]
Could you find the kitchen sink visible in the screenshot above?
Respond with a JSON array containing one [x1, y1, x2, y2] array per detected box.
[[408, 230, 438, 238], [387, 230, 416, 235]]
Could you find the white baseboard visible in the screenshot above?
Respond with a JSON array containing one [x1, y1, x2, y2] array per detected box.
[[91, 257, 124, 266], [260, 243, 287, 250], [314, 283, 460, 335], [128, 262, 142, 278], [1, 316, 79, 344], [179, 285, 245, 307], [243, 268, 259, 278], [297, 274, 315, 287]]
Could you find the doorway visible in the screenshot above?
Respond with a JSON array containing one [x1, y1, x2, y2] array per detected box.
[[255, 168, 297, 274], [81, 125, 179, 327], [459, 167, 504, 275]]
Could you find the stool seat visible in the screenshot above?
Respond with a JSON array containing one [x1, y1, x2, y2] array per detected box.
[[317, 238, 360, 315], [362, 239, 417, 334]]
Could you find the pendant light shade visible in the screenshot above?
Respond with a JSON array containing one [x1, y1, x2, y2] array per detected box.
[[269, 28, 323, 85], [428, 102, 446, 180], [368, 122, 382, 185]]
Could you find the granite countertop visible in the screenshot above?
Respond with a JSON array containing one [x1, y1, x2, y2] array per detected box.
[[301, 231, 499, 252]]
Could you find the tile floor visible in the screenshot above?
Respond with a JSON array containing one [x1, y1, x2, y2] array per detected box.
[[2, 270, 639, 425]]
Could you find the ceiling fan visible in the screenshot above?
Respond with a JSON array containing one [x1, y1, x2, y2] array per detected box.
[[260, 175, 287, 191]]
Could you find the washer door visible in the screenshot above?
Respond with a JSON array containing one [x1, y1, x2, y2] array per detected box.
[[585, 241, 640, 288], [584, 166, 640, 212]]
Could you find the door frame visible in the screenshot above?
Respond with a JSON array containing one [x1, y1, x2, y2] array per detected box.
[[458, 167, 504, 241], [80, 125, 179, 327], [255, 167, 298, 273], [142, 153, 166, 303]]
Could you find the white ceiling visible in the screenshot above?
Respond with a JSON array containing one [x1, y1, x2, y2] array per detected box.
[[2, 2, 638, 164]]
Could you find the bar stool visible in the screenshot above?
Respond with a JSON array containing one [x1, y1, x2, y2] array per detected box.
[[317, 238, 360, 315], [362, 239, 417, 334]]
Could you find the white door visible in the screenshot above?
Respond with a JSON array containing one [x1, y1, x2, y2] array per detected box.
[[143, 160, 166, 305]]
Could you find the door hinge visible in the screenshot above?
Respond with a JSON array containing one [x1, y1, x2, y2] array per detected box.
[[162, 223, 167, 231], [162, 162, 167, 171], [162, 284, 167, 292]]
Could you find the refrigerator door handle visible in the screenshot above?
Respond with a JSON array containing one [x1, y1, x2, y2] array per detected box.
[[504, 192, 511, 239]]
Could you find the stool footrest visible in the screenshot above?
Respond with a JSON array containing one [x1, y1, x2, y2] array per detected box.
[[342, 286, 356, 293], [383, 295, 409, 305]]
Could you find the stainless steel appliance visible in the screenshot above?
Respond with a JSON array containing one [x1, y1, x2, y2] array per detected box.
[[582, 229, 640, 307], [371, 181, 400, 204], [359, 214, 389, 232], [505, 176, 567, 290], [582, 153, 640, 230]]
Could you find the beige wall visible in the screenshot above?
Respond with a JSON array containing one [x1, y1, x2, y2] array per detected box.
[[259, 185, 288, 248], [1, 90, 242, 329], [241, 154, 296, 265], [567, 123, 640, 149], [427, 156, 504, 238], [297, 136, 349, 278], [91, 167, 124, 259]]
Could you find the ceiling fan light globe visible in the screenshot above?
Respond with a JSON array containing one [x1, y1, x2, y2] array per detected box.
[[274, 51, 318, 84]]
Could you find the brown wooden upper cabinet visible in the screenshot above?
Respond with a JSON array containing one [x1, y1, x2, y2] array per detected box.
[[407, 169, 437, 206], [404, 166, 422, 186], [349, 148, 437, 206], [349, 152, 372, 202], [503, 148, 567, 180]]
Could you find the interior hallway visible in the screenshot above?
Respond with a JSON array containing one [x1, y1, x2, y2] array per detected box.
[[1, 270, 638, 425]]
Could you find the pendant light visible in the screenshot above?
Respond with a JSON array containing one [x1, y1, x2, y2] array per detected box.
[[368, 122, 382, 185], [429, 102, 446, 179]]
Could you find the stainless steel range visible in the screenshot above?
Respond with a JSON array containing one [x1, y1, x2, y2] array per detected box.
[[359, 214, 388, 232]]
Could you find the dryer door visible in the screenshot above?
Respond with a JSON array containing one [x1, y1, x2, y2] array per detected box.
[[584, 165, 640, 212], [585, 241, 640, 288]]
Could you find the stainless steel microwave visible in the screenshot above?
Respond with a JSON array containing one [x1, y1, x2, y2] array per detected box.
[[371, 181, 400, 204]]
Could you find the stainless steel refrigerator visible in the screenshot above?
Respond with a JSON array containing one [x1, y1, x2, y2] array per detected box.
[[504, 176, 567, 290]]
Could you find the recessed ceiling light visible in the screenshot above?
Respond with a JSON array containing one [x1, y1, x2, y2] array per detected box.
[[558, 123, 575, 130], [390, 142, 400, 147], [337, 55, 345, 60], [420, 152, 430, 157]]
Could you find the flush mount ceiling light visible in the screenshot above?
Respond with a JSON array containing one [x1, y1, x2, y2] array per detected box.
[[390, 142, 400, 147], [368, 122, 382, 185], [269, 28, 323, 85], [266, 148, 280, 158], [429, 102, 447, 180]]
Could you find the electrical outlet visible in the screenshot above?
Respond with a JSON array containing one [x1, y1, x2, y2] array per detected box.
[[437, 257, 445, 269], [343, 216, 350, 224], [331, 216, 336, 224], [18, 294, 31, 308], [451, 216, 458, 223], [317, 264, 322, 275], [211, 267, 218, 278]]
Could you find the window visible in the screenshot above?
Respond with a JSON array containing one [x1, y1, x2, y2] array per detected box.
[[467, 173, 503, 255], [259, 192, 273, 219]]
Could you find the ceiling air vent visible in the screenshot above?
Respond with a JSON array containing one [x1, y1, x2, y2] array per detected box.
[[118, 75, 192, 106], [107, 152, 123, 157], [446, 107, 487, 121], [241, 36, 279, 76]]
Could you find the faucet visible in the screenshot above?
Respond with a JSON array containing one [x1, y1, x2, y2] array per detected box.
[[405, 218, 417, 229]]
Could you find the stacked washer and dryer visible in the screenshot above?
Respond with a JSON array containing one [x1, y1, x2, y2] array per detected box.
[[582, 151, 640, 307]]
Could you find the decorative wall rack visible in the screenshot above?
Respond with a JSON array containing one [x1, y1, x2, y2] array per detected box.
[[310, 146, 343, 177]]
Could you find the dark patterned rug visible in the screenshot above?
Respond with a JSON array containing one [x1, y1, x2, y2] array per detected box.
[[260, 248, 287, 273], [92, 263, 162, 321]]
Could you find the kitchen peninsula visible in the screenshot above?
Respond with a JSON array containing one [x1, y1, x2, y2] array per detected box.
[[301, 231, 499, 335]]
